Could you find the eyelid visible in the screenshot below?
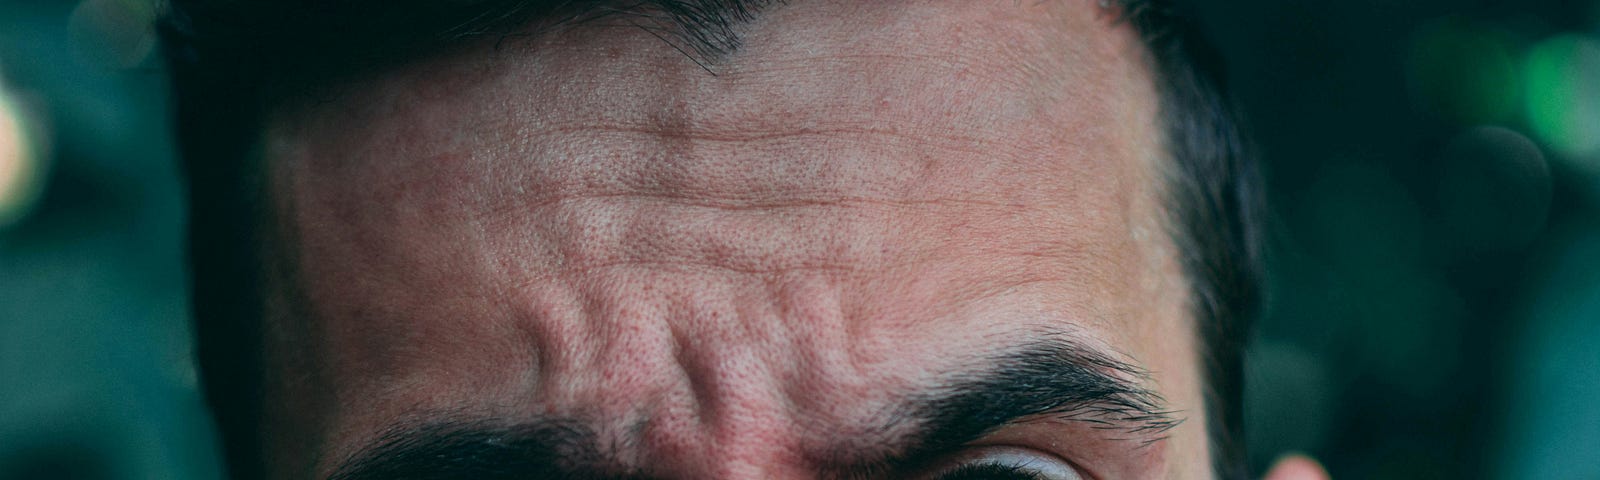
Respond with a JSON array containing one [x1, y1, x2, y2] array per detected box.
[[920, 446, 1086, 480]]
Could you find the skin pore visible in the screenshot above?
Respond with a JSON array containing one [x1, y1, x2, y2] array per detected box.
[[255, 1, 1322, 478]]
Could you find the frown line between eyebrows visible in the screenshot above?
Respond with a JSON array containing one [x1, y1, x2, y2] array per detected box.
[[328, 336, 1177, 480]]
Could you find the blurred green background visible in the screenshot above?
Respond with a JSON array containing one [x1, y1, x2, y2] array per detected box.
[[1, 0, 1597, 478]]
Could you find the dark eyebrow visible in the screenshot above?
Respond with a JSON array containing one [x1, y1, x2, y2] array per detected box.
[[328, 337, 1179, 480], [328, 420, 631, 480], [816, 337, 1180, 478], [919, 337, 1181, 446]]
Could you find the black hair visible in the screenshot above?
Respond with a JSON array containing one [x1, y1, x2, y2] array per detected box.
[[1122, 3, 1262, 479], [157, 1, 1259, 478]]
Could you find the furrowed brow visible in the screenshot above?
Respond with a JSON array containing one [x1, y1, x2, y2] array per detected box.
[[819, 337, 1182, 478], [329, 339, 1178, 480]]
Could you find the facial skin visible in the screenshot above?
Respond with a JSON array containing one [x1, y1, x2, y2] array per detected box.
[[260, 1, 1228, 478]]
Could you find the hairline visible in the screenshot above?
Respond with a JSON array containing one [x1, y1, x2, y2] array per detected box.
[[160, 1, 1259, 478]]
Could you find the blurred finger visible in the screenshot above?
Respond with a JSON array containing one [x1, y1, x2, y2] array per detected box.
[[1262, 454, 1330, 480]]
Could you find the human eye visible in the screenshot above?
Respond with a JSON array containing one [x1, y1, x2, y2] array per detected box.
[[918, 447, 1086, 480]]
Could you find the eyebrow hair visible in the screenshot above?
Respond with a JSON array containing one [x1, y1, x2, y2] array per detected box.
[[328, 338, 1179, 480]]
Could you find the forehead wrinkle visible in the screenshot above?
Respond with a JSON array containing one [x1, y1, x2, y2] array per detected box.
[[768, 274, 921, 448], [270, 2, 1154, 224], [473, 4, 1132, 149], [653, 268, 925, 464], [263, 1, 1187, 477]]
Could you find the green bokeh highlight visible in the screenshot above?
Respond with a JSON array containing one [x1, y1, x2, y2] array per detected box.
[[1407, 17, 1521, 125], [1524, 35, 1600, 158]]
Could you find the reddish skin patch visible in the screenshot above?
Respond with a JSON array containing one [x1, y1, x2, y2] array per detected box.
[[262, 1, 1210, 478]]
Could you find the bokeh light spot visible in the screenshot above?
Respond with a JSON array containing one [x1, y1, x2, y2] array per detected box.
[[0, 83, 46, 228], [1407, 17, 1520, 125], [1437, 126, 1553, 252], [1524, 35, 1600, 159]]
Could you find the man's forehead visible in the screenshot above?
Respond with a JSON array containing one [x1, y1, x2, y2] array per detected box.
[[270, 0, 1165, 279], [260, 1, 1194, 477], [267, 0, 1166, 364], [276, 0, 1154, 153]]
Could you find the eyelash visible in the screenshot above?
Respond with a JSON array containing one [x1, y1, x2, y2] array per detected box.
[[933, 463, 1050, 480]]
